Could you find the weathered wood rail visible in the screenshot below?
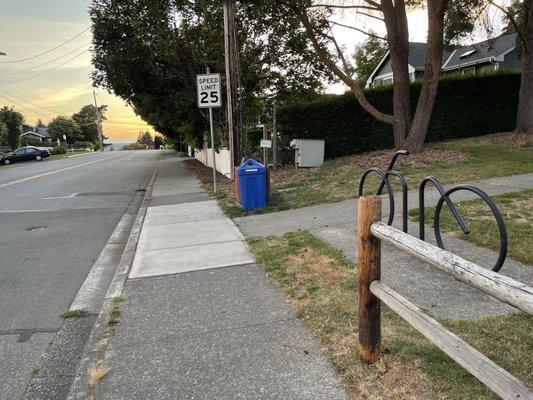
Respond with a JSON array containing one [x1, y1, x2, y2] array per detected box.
[[357, 196, 533, 400]]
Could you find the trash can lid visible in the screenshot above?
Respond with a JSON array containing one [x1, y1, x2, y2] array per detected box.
[[236, 158, 266, 175]]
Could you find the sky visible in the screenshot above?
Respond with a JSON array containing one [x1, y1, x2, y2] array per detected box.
[[0, 0, 151, 141], [0, 1, 504, 140]]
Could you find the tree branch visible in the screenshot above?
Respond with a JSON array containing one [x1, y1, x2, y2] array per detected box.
[[287, 3, 393, 125], [488, 0, 528, 52], [307, 4, 380, 11], [328, 20, 387, 40], [326, 25, 351, 74]]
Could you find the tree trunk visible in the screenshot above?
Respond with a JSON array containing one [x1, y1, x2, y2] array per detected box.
[[381, 0, 411, 147], [516, 0, 533, 135], [404, 0, 448, 153]]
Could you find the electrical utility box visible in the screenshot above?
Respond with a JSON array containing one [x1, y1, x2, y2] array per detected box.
[[289, 139, 325, 167]]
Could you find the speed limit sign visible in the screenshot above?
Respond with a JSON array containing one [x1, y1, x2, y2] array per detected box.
[[196, 73, 222, 108]]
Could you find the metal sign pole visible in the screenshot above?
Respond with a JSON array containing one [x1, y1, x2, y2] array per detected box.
[[206, 66, 217, 193], [196, 68, 221, 193], [208, 106, 217, 193]]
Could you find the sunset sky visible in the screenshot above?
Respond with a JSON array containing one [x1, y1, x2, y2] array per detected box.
[[0, 1, 503, 141], [0, 0, 151, 141]]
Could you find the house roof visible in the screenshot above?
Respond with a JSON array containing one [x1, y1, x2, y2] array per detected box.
[[20, 124, 50, 138], [443, 32, 518, 70], [367, 32, 519, 85], [35, 127, 50, 138]]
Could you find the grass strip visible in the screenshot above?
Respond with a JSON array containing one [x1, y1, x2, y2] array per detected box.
[[248, 231, 532, 399]]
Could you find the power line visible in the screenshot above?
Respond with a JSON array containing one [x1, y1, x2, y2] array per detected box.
[[0, 93, 52, 118], [0, 27, 91, 64], [0, 49, 90, 84], [1, 42, 91, 77], [0, 88, 72, 115]]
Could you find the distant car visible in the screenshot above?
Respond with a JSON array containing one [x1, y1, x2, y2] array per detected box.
[[0, 146, 51, 165], [0, 146, 10, 153]]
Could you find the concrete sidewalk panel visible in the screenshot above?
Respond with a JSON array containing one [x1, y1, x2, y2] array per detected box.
[[150, 183, 204, 197], [96, 320, 348, 400], [144, 200, 224, 226], [95, 266, 349, 399], [129, 241, 254, 278], [137, 218, 245, 252], [123, 265, 294, 341]]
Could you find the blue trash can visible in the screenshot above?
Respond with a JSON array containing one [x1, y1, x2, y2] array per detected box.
[[236, 158, 267, 212]]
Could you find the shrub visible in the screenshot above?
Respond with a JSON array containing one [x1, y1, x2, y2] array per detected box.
[[278, 72, 521, 158], [122, 143, 147, 150], [20, 136, 44, 147], [51, 146, 67, 155], [74, 141, 95, 150]]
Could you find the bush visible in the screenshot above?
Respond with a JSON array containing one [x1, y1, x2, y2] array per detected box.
[[74, 141, 95, 150], [20, 136, 44, 147], [122, 143, 147, 150], [51, 146, 67, 155], [278, 72, 521, 158]]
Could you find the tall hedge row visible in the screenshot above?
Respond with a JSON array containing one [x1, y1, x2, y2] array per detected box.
[[278, 72, 520, 158]]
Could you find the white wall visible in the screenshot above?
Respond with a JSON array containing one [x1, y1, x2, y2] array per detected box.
[[193, 147, 232, 178]]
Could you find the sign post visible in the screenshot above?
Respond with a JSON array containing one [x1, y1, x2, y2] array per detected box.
[[197, 69, 222, 192]]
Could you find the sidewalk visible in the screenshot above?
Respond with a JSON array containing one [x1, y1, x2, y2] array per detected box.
[[234, 173, 533, 318], [74, 153, 349, 399], [234, 172, 533, 237]]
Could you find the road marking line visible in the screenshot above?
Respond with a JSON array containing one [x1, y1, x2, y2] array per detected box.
[[0, 154, 122, 190], [0, 209, 47, 213], [42, 193, 78, 200]]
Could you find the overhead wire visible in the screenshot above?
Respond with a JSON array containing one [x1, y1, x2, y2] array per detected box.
[[0, 42, 91, 77], [0, 49, 90, 84], [0, 27, 91, 64]]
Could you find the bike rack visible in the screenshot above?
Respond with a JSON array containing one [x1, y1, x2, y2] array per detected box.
[[358, 150, 508, 272]]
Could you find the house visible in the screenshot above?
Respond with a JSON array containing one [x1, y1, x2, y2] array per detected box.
[[20, 123, 51, 143], [366, 32, 522, 88]]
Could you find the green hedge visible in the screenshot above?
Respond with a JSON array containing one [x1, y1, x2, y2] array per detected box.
[[278, 72, 520, 158]]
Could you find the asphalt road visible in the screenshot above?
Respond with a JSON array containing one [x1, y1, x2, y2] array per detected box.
[[0, 151, 161, 399]]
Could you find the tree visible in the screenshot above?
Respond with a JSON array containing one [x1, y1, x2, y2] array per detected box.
[[137, 131, 154, 147], [353, 35, 388, 87], [36, 118, 45, 128], [0, 121, 8, 147], [154, 134, 163, 149], [48, 116, 82, 144], [262, 0, 450, 153], [445, 0, 532, 134], [0, 106, 24, 149], [90, 0, 331, 149], [72, 104, 107, 146]]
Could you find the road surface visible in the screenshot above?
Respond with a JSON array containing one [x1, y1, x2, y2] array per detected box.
[[0, 151, 161, 399]]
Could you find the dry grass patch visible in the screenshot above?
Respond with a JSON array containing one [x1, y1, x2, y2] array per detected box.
[[88, 359, 109, 387], [248, 232, 532, 399]]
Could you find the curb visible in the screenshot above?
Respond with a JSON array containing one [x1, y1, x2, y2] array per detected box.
[[65, 154, 161, 400]]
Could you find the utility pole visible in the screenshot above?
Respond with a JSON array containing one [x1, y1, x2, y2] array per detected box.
[[223, 0, 240, 177], [93, 91, 104, 152], [272, 99, 277, 171]]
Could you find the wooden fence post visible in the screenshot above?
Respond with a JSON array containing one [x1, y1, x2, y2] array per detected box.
[[358, 195, 382, 362]]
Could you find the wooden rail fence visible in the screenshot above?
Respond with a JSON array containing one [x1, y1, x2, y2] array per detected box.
[[357, 196, 533, 400]]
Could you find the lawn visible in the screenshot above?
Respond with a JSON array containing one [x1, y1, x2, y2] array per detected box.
[[248, 231, 532, 399], [186, 133, 533, 218], [409, 189, 533, 265]]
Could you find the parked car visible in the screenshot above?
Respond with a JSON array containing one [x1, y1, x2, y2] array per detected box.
[[0, 146, 51, 165], [0, 146, 10, 153]]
